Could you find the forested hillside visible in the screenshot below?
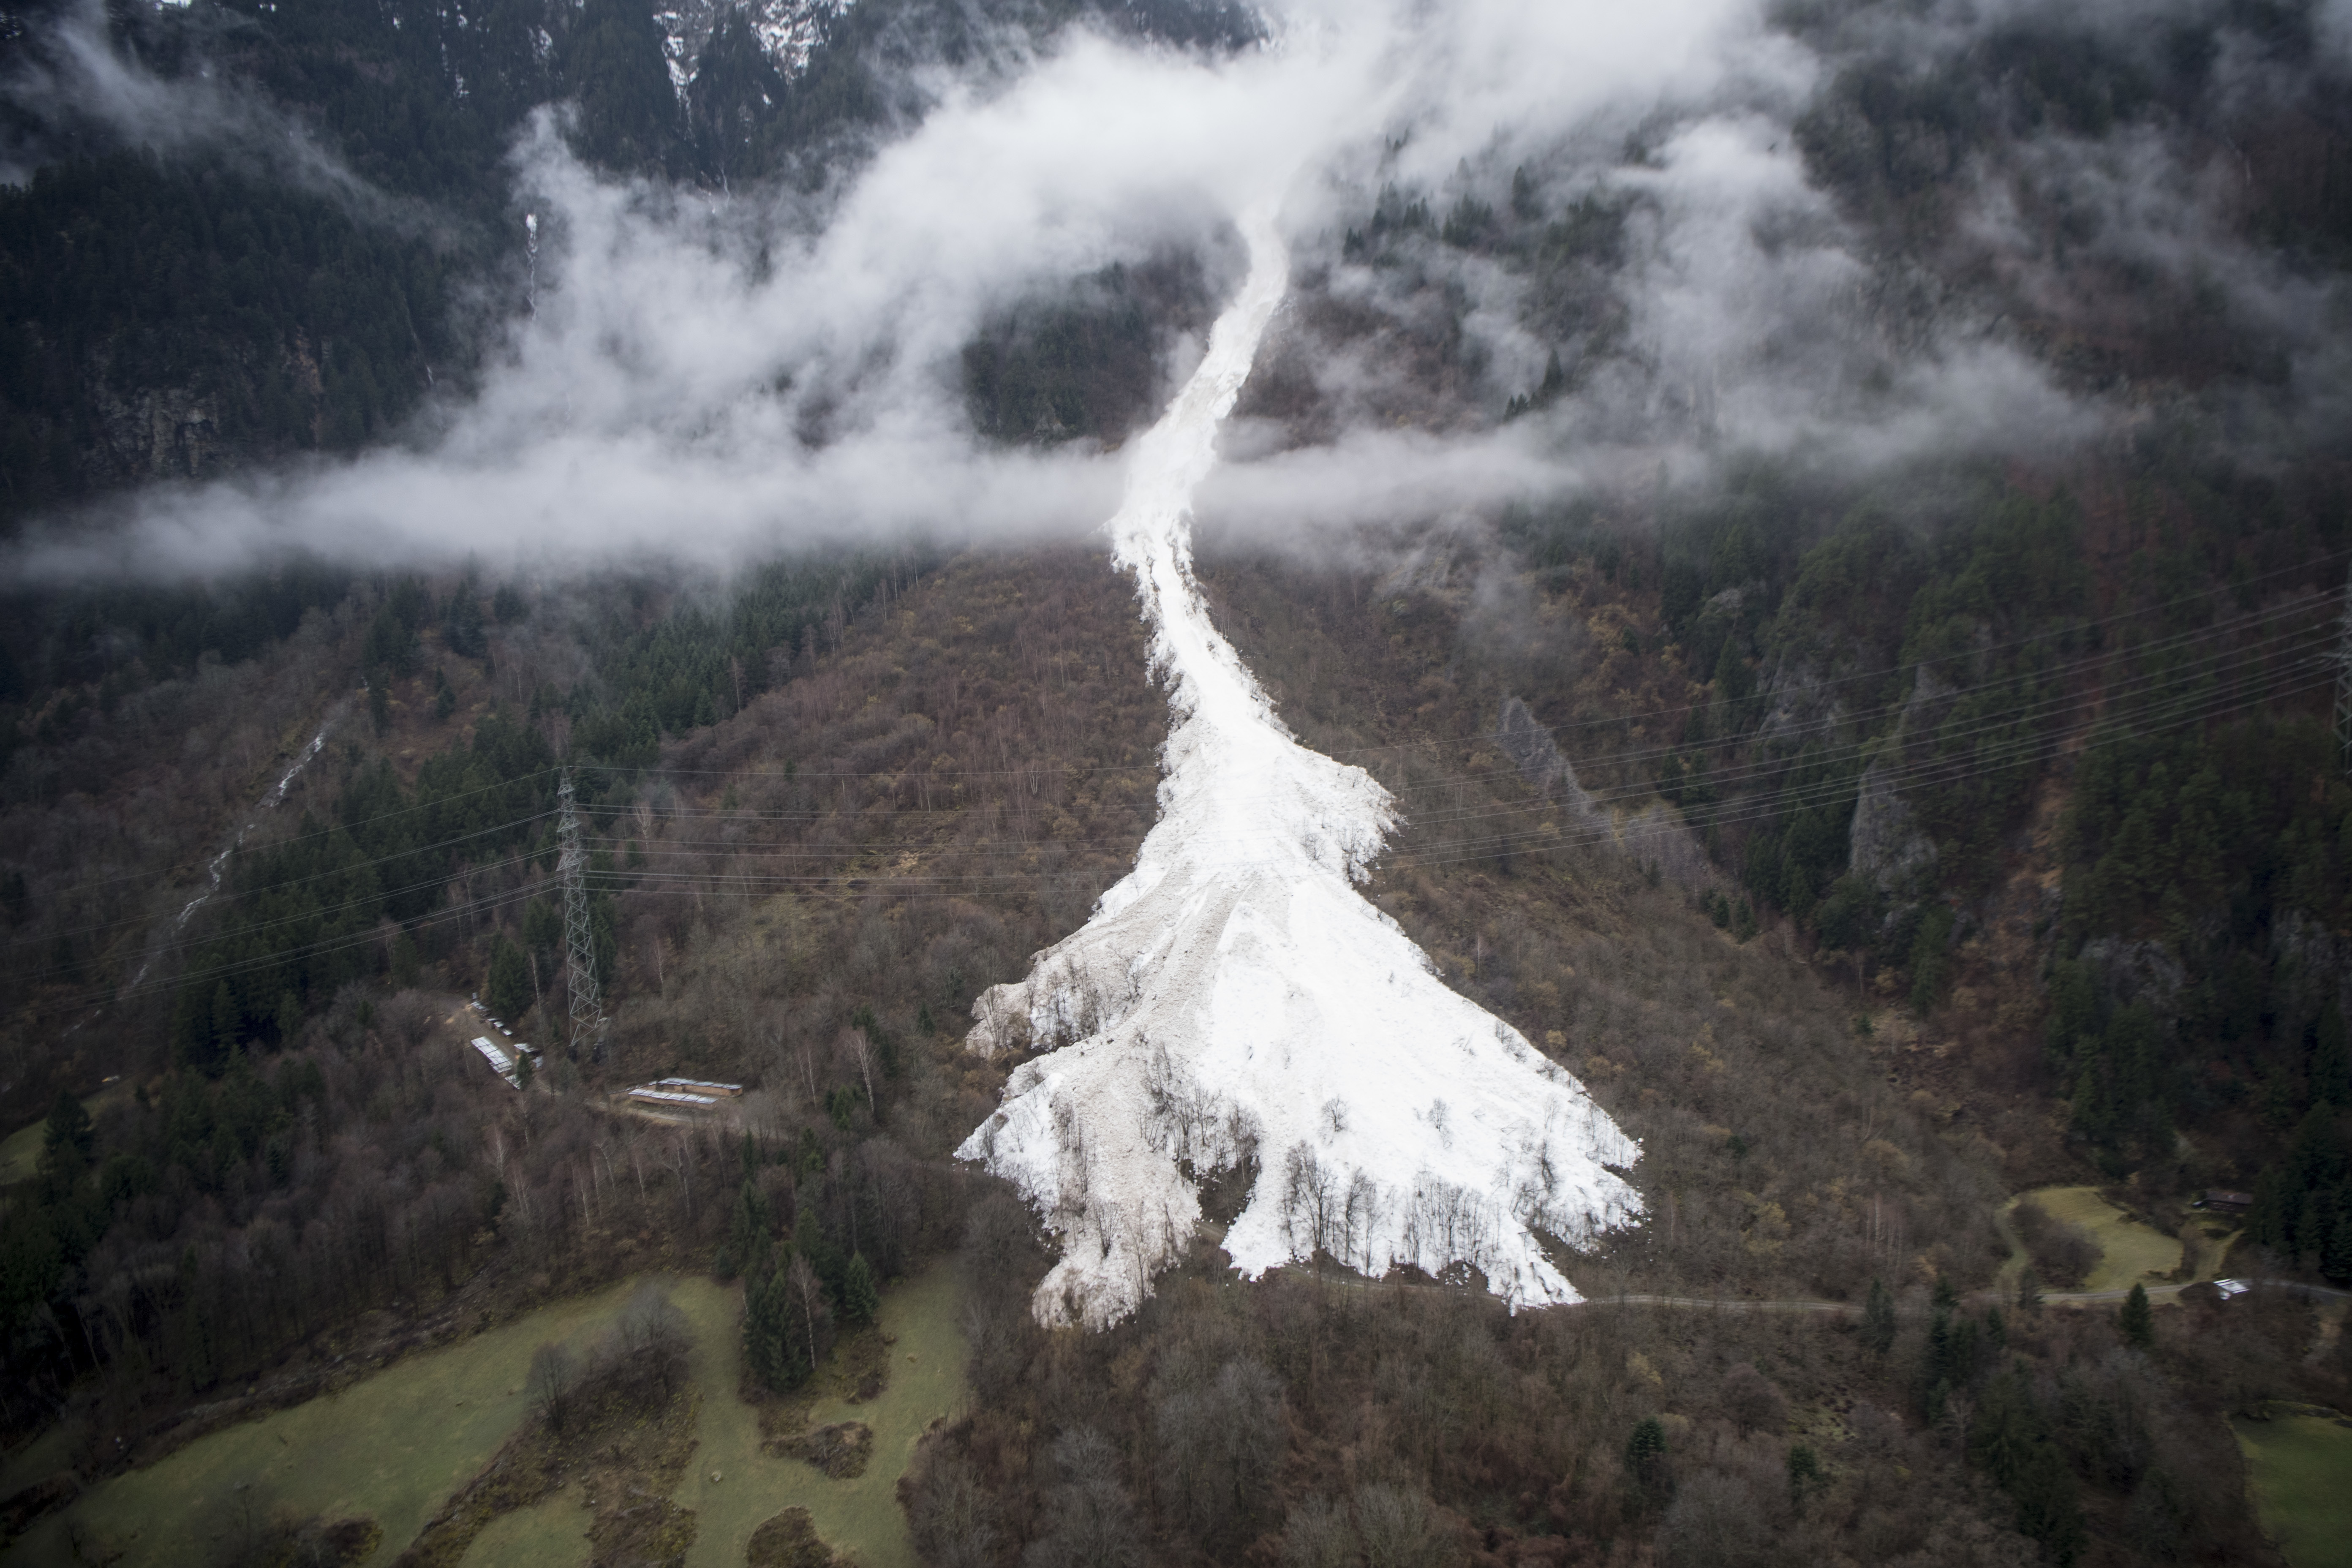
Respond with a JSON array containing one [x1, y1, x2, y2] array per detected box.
[[10, 525, 2344, 1565], [3, 0, 2352, 1563]]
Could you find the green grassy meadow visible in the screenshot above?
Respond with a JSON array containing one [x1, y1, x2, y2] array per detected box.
[[0, 1081, 132, 1188], [2, 1263, 965, 1568], [458, 1483, 594, 1566], [4, 1276, 645, 1568], [2234, 1412, 2352, 1568], [672, 1264, 968, 1568], [2026, 1186, 2185, 1291]]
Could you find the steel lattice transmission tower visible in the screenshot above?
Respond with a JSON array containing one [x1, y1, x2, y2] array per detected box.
[[557, 769, 608, 1063]]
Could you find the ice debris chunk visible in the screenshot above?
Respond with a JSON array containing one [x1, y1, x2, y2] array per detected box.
[[956, 204, 1641, 1330]]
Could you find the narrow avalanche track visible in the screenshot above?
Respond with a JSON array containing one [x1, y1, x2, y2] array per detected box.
[[956, 204, 1642, 1330]]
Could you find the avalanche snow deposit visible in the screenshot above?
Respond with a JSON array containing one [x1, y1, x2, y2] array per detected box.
[[956, 204, 1642, 1330]]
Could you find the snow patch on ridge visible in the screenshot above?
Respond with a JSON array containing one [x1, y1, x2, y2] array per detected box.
[[955, 205, 1642, 1331], [659, 0, 849, 95]]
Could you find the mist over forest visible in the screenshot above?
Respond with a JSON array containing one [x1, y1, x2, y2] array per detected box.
[[2, 0, 2352, 1565]]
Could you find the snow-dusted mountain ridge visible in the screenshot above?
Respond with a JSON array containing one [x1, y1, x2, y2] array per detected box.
[[956, 204, 1643, 1331], [658, 0, 848, 92]]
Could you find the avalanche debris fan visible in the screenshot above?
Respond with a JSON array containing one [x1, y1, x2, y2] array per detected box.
[[957, 204, 1642, 1330]]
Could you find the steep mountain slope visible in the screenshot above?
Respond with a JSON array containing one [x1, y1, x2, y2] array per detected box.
[[958, 210, 1639, 1330], [4, 0, 2352, 1562]]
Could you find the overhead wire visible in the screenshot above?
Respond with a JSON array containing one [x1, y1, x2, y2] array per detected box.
[[31, 539, 2341, 935], [1385, 630, 2335, 854], [5, 810, 561, 957], [28, 561, 2342, 1013], [554, 602, 2332, 863], [46, 569, 2325, 936], [36, 765, 567, 904], [562, 585, 2336, 831], [1389, 653, 2337, 872], [570, 547, 2352, 779], [43, 634, 2323, 1020]]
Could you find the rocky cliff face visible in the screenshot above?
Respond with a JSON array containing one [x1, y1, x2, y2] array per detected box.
[[1495, 696, 1718, 892], [1495, 695, 1599, 820], [90, 381, 224, 489], [1752, 653, 1848, 751], [1847, 669, 1947, 897]]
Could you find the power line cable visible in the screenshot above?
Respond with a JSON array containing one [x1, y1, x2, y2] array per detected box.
[[30, 565, 2338, 1011]]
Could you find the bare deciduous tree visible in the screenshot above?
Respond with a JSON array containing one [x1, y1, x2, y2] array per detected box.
[[1155, 1358, 1283, 1546], [527, 1341, 577, 1433], [1280, 1496, 1360, 1568], [1354, 1483, 1455, 1568], [1023, 1426, 1143, 1568], [846, 1026, 876, 1111], [617, 1282, 694, 1398], [1720, 1361, 1787, 1437]]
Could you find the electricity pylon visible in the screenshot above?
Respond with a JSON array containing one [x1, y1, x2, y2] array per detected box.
[[558, 769, 608, 1063]]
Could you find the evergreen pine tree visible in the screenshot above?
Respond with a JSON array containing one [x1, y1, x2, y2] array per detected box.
[[1862, 1277, 1897, 1354], [744, 1259, 795, 1391], [2323, 1199, 2352, 1286], [564, 0, 682, 172], [726, 1183, 772, 1282], [2119, 1282, 2153, 1350], [523, 898, 563, 955], [841, 1252, 878, 1328], [487, 934, 532, 1021], [208, 981, 242, 1074], [1787, 1443, 1821, 1512], [41, 1088, 93, 1169], [1969, 1368, 2086, 1566], [444, 589, 486, 658], [1624, 1416, 1669, 1505], [273, 990, 304, 1047], [795, 1203, 844, 1305], [2311, 1002, 2349, 1108]]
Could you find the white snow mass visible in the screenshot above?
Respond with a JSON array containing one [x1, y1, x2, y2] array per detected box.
[[955, 203, 1643, 1330]]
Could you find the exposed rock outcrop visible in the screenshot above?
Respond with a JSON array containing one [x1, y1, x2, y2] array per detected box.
[[1753, 654, 1848, 749], [2076, 936, 2187, 1016], [1495, 696, 1599, 820], [1495, 696, 1715, 890], [1848, 670, 1948, 895]]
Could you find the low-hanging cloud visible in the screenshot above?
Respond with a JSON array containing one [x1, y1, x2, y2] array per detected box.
[[16, 0, 2324, 584], [8, 0, 1794, 580]]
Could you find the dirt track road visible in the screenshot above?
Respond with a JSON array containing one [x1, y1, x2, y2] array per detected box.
[[1588, 1279, 2352, 1314]]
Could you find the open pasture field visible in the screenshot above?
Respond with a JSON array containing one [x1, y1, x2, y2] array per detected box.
[[2025, 1185, 2184, 1291], [2234, 1411, 2352, 1568], [3, 1264, 966, 1568], [673, 1263, 968, 1568], [5, 1277, 645, 1567]]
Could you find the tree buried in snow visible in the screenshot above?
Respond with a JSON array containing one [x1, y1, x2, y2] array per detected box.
[[956, 204, 1641, 1330]]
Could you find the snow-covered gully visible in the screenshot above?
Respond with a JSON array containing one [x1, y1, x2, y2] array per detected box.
[[116, 711, 341, 1003], [956, 205, 1642, 1330]]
